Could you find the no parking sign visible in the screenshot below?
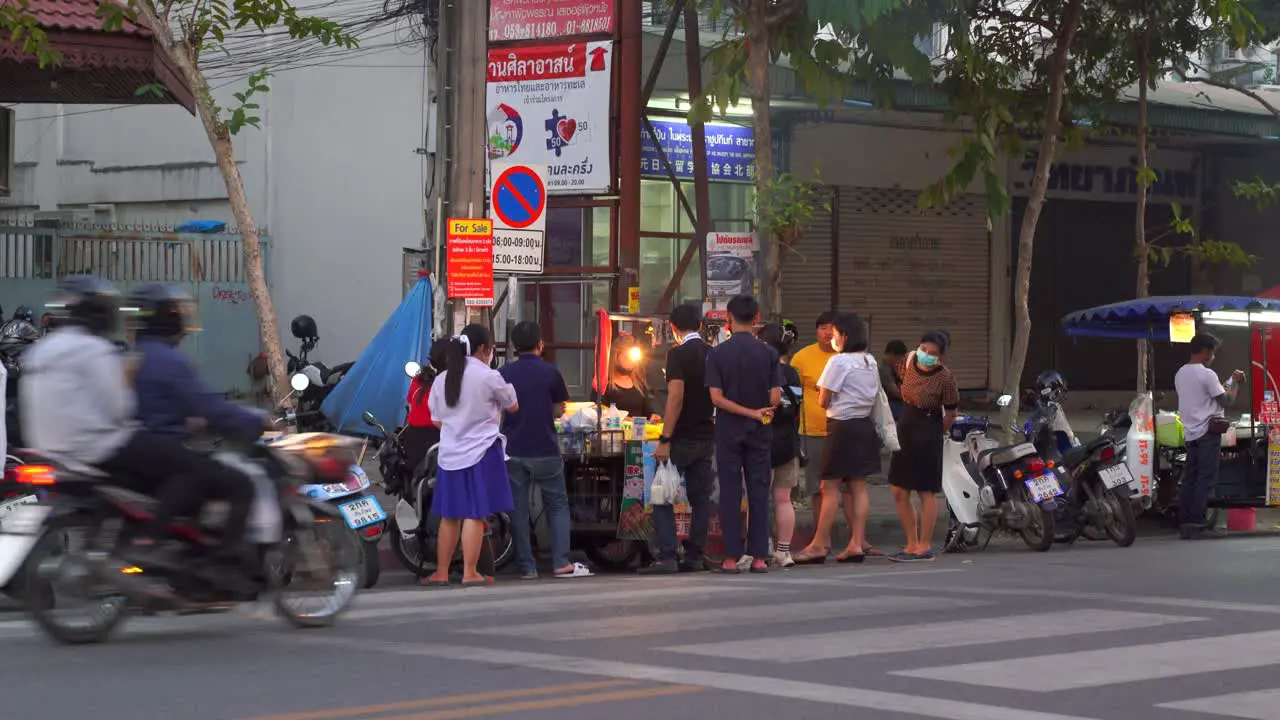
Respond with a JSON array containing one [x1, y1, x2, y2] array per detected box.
[[490, 162, 547, 233]]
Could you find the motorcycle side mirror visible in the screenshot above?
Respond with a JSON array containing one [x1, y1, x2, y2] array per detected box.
[[405, 361, 421, 378], [362, 411, 378, 426], [996, 394, 1013, 407], [290, 373, 310, 392]]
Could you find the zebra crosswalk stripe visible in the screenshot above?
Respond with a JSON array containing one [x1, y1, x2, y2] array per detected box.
[[894, 628, 1280, 691], [1157, 688, 1280, 719], [663, 608, 1205, 662]]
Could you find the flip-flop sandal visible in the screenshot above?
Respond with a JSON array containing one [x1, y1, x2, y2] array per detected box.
[[710, 566, 742, 574], [748, 565, 769, 574], [461, 575, 495, 587], [836, 553, 866, 564], [554, 562, 595, 579], [792, 548, 829, 565], [421, 578, 452, 589], [862, 546, 887, 557]]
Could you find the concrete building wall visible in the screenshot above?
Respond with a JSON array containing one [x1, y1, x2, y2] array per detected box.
[[1, 39, 431, 367], [788, 114, 1013, 391]]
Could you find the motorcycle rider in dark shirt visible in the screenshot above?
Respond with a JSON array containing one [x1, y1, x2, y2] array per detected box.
[[128, 283, 266, 572]]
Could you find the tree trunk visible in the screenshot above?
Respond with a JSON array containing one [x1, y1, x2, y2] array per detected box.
[[1134, 31, 1151, 393], [745, 1, 778, 317], [134, 5, 291, 405], [1003, 0, 1083, 423]]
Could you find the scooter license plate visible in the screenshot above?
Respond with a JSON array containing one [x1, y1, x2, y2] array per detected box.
[[0, 502, 49, 536], [1025, 474, 1064, 503], [1098, 464, 1134, 489], [338, 495, 386, 529], [0, 494, 39, 526]]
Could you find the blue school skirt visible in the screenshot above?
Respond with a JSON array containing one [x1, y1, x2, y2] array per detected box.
[[431, 440, 515, 520]]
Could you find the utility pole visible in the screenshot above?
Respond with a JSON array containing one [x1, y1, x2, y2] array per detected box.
[[434, 0, 488, 332]]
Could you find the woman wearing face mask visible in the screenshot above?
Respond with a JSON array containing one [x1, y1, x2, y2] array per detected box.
[[600, 334, 661, 423], [887, 330, 959, 563], [424, 324, 519, 587]]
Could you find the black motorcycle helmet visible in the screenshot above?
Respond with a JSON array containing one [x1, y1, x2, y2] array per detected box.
[[44, 275, 121, 337], [291, 314, 318, 340], [127, 283, 199, 339], [1035, 369, 1068, 404], [12, 306, 33, 323]]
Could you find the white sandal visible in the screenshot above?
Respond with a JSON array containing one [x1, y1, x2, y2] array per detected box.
[[554, 562, 595, 579]]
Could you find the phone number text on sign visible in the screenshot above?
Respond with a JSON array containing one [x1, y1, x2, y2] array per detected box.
[[492, 228, 544, 274]]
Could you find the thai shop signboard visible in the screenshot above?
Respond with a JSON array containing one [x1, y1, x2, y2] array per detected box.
[[641, 119, 755, 183], [486, 41, 613, 194], [489, 0, 615, 41]]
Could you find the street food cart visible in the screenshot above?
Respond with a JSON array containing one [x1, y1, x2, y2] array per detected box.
[[1061, 296, 1280, 514], [552, 311, 669, 569]]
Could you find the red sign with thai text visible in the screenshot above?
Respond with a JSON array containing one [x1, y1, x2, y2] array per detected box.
[[446, 218, 495, 305], [489, 0, 615, 42]]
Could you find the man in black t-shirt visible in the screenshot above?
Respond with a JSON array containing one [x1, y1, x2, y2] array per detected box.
[[706, 295, 782, 574], [640, 303, 716, 575]]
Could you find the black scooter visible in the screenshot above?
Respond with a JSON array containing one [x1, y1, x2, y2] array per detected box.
[[284, 316, 353, 433], [1026, 401, 1137, 547]]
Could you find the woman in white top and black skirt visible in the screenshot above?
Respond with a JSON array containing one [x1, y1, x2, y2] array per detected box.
[[425, 324, 519, 587], [810, 313, 881, 564]]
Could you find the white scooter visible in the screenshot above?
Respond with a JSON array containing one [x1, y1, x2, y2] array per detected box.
[[943, 395, 1063, 553]]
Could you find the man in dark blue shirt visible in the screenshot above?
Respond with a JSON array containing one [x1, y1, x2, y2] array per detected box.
[[706, 295, 782, 574], [500, 321, 588, 578], [130, 284, 261, 572]]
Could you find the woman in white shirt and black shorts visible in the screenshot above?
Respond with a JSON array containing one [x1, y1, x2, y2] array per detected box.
[[814, 313, 882, 564]]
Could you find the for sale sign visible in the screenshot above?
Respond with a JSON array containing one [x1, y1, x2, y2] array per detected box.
[[488, 0, 615, 41], [446, 218, 495, 306]]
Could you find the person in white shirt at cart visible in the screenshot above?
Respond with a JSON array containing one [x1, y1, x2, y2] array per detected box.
[[425, 324, 519, 587], [1174, 332, 1244, 540]]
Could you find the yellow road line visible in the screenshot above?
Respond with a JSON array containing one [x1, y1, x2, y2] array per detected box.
[[241, 680, 640, 720], [384, 684, 705, 720]]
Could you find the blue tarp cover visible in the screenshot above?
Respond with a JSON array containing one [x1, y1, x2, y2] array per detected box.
[[1061, 295, 1280, 340], [321, 277, 433, 435]]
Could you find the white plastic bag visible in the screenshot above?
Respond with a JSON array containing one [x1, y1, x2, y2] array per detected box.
[[870, 357, 901, 452], [650, 460, 682, 506]]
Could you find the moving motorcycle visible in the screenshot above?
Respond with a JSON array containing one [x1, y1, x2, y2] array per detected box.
[[942, 395, 1061, 553], [285, 315, 353, 433], [1025, 400, 1137, 547], [276, 372, 387, 589], [364, 362, 510, 576], [0, 405, 362, 645]]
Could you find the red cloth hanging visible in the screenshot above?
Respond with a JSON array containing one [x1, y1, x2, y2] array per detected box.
[[592, 308, 611, 394]]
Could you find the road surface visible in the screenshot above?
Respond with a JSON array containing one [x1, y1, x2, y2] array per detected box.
[[3, 533, 1280, 720]]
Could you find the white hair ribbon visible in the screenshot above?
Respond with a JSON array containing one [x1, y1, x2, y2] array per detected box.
[[454, 334, 471, 355]]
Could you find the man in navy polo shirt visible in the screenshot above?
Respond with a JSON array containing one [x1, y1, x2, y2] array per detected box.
[[706, 294, 782, 574], [500, 322, 591, 579]]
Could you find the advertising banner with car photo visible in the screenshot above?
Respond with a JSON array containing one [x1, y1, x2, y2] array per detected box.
[[488, 0, 615, 41], [705, 231, 758, 298], [486, 41, 613, 194]]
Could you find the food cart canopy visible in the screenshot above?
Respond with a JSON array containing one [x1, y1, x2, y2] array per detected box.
[[1061, 296, 1280, 340]]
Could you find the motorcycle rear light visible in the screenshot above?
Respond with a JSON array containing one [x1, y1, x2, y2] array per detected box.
[[363, 525, 383, 538], [12, 464, 55, 486], [1025, 458, 1046, 474], [1099, 445, 1116, 462]]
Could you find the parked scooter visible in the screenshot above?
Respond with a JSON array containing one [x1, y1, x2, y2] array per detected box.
[[285, 315, 354, 432], [1025, 399, 1137, 547], [943, 395, 1061, 553], [280, 371, 386, 589]]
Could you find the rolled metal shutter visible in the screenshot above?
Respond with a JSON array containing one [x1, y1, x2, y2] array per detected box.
[[837, 187, 991, 389], [778, 187, 836, 330]]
